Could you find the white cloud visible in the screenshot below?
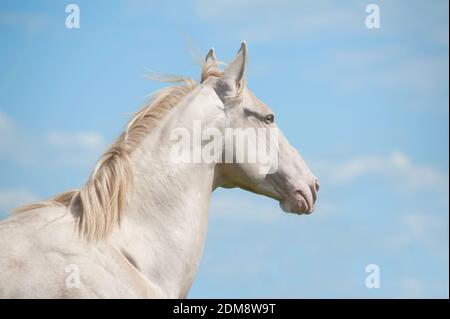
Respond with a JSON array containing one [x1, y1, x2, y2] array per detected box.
[[323, 151, 448, 194], [381, 210, 449, 264], [0, 189, 39, 213], [397, 211, 447, 245], [401, 213, 436, 239], [0, 111, 106, 167], [320, 47, 449, 100], [47, 131, 104, 149], [392, 226, 446, 295]]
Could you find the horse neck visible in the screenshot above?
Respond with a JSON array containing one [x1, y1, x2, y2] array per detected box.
[[111, 85, 224, 297]]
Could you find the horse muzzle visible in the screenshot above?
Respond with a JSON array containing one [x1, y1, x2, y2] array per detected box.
[[279, 180, 319, 215]]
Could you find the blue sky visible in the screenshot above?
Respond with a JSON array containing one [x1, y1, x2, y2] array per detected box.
[[0, 0, 448, 298]]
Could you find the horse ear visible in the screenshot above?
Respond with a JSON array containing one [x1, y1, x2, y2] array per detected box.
[[201, 48, 220, 83], [205, 48, 217, 63], [222, 41, 248, 85]]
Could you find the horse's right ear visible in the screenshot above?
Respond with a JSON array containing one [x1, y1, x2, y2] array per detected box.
[[222, 41, 248, 86], [213, 42, 247, 100]]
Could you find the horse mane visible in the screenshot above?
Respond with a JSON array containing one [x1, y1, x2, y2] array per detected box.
[[14, 58, 224, 241]]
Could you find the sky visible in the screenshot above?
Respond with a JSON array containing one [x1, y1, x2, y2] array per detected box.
[[0, 0, 448, 298]]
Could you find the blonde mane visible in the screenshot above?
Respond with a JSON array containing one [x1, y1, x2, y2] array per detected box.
[[14, 60, 224, 241]]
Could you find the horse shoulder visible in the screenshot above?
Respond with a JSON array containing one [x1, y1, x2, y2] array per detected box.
[[0, 206, 163, 298]]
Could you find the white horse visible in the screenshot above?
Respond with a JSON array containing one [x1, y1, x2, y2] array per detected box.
[[0, 42, 319, 298]]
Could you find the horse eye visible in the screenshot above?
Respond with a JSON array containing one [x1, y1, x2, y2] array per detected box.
[[264, 114, 275, 124]]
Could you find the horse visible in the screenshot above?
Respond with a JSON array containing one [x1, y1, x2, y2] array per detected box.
[[0, 42, 319, 298]]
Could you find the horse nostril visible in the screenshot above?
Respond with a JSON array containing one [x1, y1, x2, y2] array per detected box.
[[315, 180, 320, 192]]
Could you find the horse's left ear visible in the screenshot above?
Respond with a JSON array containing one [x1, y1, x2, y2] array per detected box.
[[222, 41, 248, 85], [205, 48, 217, 63], [201, 48, 220, 83]]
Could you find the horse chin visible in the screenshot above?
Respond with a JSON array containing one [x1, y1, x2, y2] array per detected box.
[[279, 198, 312, 215]]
